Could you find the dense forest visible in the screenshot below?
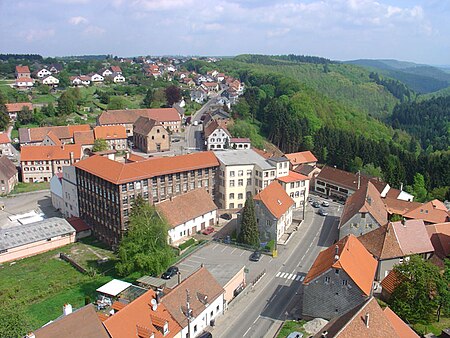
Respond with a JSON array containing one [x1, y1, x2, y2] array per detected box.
[[211, 56, 450, 197], [390, 96, 450, 151], [0, 54, 43, 61]]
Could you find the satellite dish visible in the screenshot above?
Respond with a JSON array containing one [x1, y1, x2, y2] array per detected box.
[[150, 299, 157, 306], [152, 304, 158, 311]]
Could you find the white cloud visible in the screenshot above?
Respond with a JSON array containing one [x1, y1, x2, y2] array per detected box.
[[21, 29, 55, 42], [68, 16, 88, 25]]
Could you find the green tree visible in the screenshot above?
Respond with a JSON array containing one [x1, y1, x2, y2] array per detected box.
[[390, 255, 447, 324], [238, 197, 260, 248], [116, 197, 175, 276], [58, 70, 70, 88], [57, 90, 77, 115], [142, 88, 154, 108], [108, 96, 127, 110], [17, 105, 33, 124], [92, 138, 109, 152], [233, 98, 250, 119], [165, 85, 181, 106], [41, 102, 56, 117], [0, 306, 34, 338], [412, 173, 428, 202], [361, 163, 383, 178], [37, 83, 50, 95], [350, 156, 363, 172]]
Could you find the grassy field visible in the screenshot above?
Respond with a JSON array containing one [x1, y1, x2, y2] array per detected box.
[[31, 94, 58, 104], [277, 320, 307, 338], [10, 182, 50, 194], [413, 317, 450, 336], [0, 238, 118, 329]]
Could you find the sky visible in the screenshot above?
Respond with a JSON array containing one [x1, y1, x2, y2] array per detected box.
[[0, 0, 449, 65]]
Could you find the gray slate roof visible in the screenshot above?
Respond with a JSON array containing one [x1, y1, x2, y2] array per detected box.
[[214, 149, 275, 170], [0, 217, 75, 251], [0, 156, 17, 179]]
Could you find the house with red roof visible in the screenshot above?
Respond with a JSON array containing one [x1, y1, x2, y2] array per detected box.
[[15, 65, 30, 78], [204, 119, 231, 150], [426, 222, 450, 268], [314, 297, 418, 338], [403, 199, 450, 224], [5, 102, 33, 120], [93, 125, 127, 151], [285, 151, 318, 170], [0, 156, 18, 194], [359, 219, 434, 280], [0, 132, 13, 157], [230, 137, 251, 150], [253, 181, 295, 242], [303, 235, 377, 320], [277, 170, 310, 209], [15, 77, 34, 89]]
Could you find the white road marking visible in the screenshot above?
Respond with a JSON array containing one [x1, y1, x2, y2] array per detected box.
[[295, 275, 301, 281], [240, 251, 246, 256], [212, 244, 219, 250], [280, 273, 288, 278], [179, 262, 196, 268], [300, 276, 305, 282], [221, 246, 227, 252], [288, 274, 294, 279], [276, 272, 281, 277], [231, 248, 237, 254], [290, 274, 296, 280], [253, 316, 260, 324], [243, 327, 251, 337]]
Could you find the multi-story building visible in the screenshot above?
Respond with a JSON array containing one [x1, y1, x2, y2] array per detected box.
[[18, 125, 91, 146], [74, 152, 219, 246], [20, 144, 82, 182], [97, 108, 182, 136], [277, 170, 310, 209], [0, 156, 18, 194], [62, 166, 79, 218], [133, 116, 170, 153], [204, 119, 231, 150], [93, 125, 127, 151]]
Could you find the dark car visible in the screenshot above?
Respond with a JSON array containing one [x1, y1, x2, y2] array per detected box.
[[312, 201, 320, 208], [220, 213, 232, 220], [200, 114, 207, 121], [185, 116, 191, 125], [318, 208, 328, 216], [161, 266, 179, 279], [249, 251, 261, 262], [202, 226, 215, 235]]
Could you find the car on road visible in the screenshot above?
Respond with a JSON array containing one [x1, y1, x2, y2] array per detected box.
[[220, 213, 232, 220], [312, 201, 320, 208], [202, 226, 215, 235], [161, 266, 179, 279], [249, 251, 262, 262], [322, 201, 329, 207], [193, 120, 199, 126], [318, 208, 328, 216]]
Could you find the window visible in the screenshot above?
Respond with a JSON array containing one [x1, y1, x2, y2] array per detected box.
[[335, 269, 339, 275], [325, 276, 330, 284], [238, 170, 243, 176], [247, 178, 252, 185], [229, 203, 235, 209], [229, 180, 235, 187], [361, 213, 366, 219], [230, 171, 235, 177], [217, 305, 220, 311], [247, 170, 252, 176], [194, 325, 197, 333], [238, 193, 243, 199], [342, 280, 348, 286], [238, 179, 243, 186], [238, 203, 243, 208], [290, 182, 295, 189], [128, 182, 134, 190], [229, 193, 235, 199]]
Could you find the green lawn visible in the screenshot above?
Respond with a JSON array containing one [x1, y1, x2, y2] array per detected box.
[[0, 240, 119, 330], [31, 94, 58, 104], [10, 182, 50, 194], [413, 317, 450, 336], [277, 320, 307, 338]]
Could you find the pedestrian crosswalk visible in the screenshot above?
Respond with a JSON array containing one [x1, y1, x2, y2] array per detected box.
[[276, 271, 305, 282]]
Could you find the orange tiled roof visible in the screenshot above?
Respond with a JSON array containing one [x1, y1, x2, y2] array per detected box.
[[20, 125, 91, 143], [15, 77, 33, 83], [381, 270, 402, 295], [285, 151, 318, 165], [426, 222, 450, 259], [383, 307, 419, 338], [0, 133, 10, 144], [383, 197, 422, 216], [16, 65, 30, 73], [94, 125, 127, 140], [98, 108, 180, 125], [45, 131, 62, 146], [339, 182, 388, 229], [204, 119, 230, 138], [304, 235, 377, 296], [254, 181, 294, 219], [104, 289, 182, 338], [110, 65, 122, 73], [277, 171, 309, 183], [403, 199, 449, 224], [73, 130, 95, 145], [156, 189, 217, 228], [5, 102, 32, 113], [20, 144, 82, 161], [75, 151, 219, 184]]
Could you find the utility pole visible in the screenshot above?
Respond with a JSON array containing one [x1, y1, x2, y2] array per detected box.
[[186, 289, 192, 338]]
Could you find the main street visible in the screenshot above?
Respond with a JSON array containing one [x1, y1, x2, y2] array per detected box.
[[213, 198, 342, 338]]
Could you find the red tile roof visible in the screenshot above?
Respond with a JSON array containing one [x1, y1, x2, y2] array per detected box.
[[285, 151, 318, 165], [19, 125, 91, 143], [94, 125, 127, 140], [66, 217, 91, 233], [5, 102, 32, 113], [110, 66, 122, 73], [15, 65, 30, 73], [156, 188, 217, 228], [383, 197, 422, 216], [98, 108, 181, 125], [0, 133, 10, 144], [204, 119, 230, 138], [304, 235, 377, 296], [317, 166, 386, 192], [277, 170, 309, 183], [314, 297, 401, 338], [383, 307, 419, 338], [45, 131, 62, 146], [75, 152, 219, 184], [339, 182, 388, 229], [21, 144, 82, 161], [426, 222, 450, 259], [254, 181, 294, 219], [230, 138, 250, 143], [403, 199, 449, 224], [104, 289, 182, 338], [73, 130, 95, 145], [15, 77, 33, 83], [380, 269, 402, 295]]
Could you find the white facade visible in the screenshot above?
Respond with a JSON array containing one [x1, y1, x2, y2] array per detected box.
[[50, 175, 64, 212], [101, 69, 113, 77], [90, 74, 104, 82], [36, 68, 52, 78], [42, 76, 59, 86], [180, 294, 224, 338], [206, 127, 230, 150], [167, 210, 216, 244], [112, 74, 126, 83], [62, 166, 79, 218], [279, 178, 310, 209], [15, 79, 33, 88]]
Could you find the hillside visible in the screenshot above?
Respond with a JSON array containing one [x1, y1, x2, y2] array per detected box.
[[226, 55, 402, 119], [345, 59, 450, 94]]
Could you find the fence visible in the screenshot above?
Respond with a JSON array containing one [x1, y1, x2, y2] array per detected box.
[[251, 269, 266, 287], [59, 252, 87, 274]]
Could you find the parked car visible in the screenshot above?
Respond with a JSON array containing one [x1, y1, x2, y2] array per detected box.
[[193, 120, 199, 126], [197, 332, 212, 338], [249, 251, 261, 262], [312, 201, 320, 208], [161, 266, 179, 279], [220, 213, 232, 220], [322, 201, 330, 207], [202, 226, 214, 235], [185, 116, 191, 125], [200, 114, 207, 121], [287, 333, 303, 338], [318, 208, 328, 216]]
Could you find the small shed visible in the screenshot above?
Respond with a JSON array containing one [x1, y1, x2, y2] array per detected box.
[[96, 279, 132, 298]]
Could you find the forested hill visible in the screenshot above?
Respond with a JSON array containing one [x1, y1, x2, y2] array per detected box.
[[227, 54, 405, 119], [345, 59, 450, 94]]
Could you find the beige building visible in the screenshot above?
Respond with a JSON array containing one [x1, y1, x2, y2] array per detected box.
[[277, 171, 310, 209], [0, 156, 18, 194], [133, 116, 170, 153], [20, 144, 82, 182], [93, 125, 127, 151]]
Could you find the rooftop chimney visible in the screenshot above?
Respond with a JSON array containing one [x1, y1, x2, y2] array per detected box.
[[322, 331, 328, 338], [334, 245, 339, 262], [63, 303, 72, 316], [365, 313, 370, 328], [400, 182, 404, 191], [401, 219, 406, 226], [69, 151, 74, 164], [357, 171, 361, 190]]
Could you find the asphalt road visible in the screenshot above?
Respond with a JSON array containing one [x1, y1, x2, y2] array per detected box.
[[213, 200, 342, 338]]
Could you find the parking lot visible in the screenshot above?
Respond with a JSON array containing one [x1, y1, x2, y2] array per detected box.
[[165, 242, 269, 288]]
